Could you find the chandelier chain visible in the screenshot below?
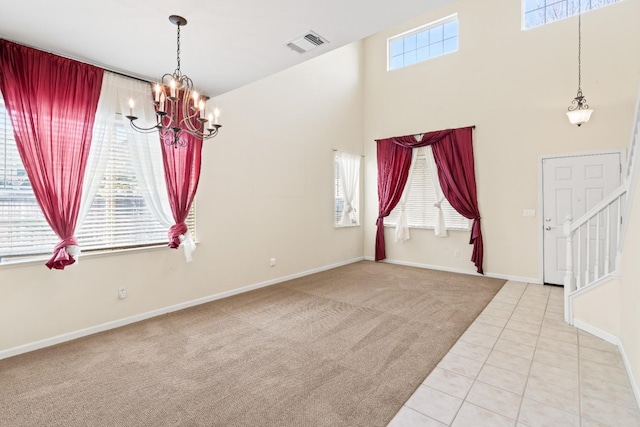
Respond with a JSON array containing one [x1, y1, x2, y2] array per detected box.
[[176, 23, 181, 73], [577, 8, 582, 91]]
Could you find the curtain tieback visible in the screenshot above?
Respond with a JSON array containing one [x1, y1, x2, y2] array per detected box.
[[46, 236, 79, 270], [168, 223, 188, 249]]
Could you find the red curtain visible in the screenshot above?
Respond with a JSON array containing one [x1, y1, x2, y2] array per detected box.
[[0, 40, 103, 269], [431, 128, 483, 274], [375, 127, 483, 274], [160, 100, 202, 249], [375, 140, 412, 261]]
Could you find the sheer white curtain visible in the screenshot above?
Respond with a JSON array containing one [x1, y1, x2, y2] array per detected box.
[[337, 151, 361, 226], [113, 75, 196, 261], [77, 72, 192, 261], [394, 147, 419, 243], [74, 73, 121, 261], [426, 144, 448, 237]]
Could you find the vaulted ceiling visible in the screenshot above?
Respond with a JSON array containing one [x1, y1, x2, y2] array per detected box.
[[0, 0, 453, 97]]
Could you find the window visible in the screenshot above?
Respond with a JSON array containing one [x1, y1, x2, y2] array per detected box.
[[0, 97, 195, 260], [334, 152, 360, 227], [523, 0, 620, 30], [388, 14, 458, 71], [385, 149, 469, 230]]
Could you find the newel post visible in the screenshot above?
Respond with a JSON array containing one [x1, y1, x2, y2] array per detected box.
[[563, 214, 574, 324]]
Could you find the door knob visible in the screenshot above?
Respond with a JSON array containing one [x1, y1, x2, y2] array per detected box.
[[545, 226, 551, 230]]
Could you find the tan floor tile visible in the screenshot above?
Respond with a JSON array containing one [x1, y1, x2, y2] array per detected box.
[[494, 337, 536, 360], [481, 307, 513, 320], [458, 330, 499, 349], [437, 352, 484, 379], [466, 321, 504, 338], [477, 363, 527, 395], [512, 306, 546, 319], [579, 345, 625, 368], [466, 381, 522, 419], [486, 301, 516, 312], [505, 319, 541, 335], [485, 350, 532, 376], [451, 402, 516, 427], [544, 302, 564, 314], [449, 340, 491, 363], [539, 326, 578, 344], [532, 348, 579, 373], [524, 376, 580, 414], [543, 311, 564, 322], [387, 406, 447, 427], [541, 317, 576, 333], [423, 367, 474, 400], [500, 328, 538, 347], [581, 375, 638, 410], [405, 385, 463, 425], [529, 361, 579, 390], [581, 394, 640, 427], [476, 313, 509, 328], [518, 397, 579, 427], [509, 312, 543, 326], [516, 298, 548, 310], [578, 331, 618, 353], [580, 358, 633, 388], [536, 335, 578, 357]]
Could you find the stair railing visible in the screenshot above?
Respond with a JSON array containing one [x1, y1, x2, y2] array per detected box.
[[563, 85, 640, 324]]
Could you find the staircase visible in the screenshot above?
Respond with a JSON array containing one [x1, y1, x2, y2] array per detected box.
[[563, 88, 640, 324]]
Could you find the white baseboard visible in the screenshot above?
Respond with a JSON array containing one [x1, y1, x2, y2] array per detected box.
[[364, 256, 540, 284], [573, 319, 640, 409], [0, 256, 364, 361]]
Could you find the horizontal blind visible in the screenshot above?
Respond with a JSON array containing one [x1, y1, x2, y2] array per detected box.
[[0, 97, 195, 259], [387, 151, 468, 230]]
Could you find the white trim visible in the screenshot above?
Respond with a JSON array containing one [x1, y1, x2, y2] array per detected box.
[[573, 319, 640, 409], [568, 273, 618, 300], [0, 256, 364, 360], [573, 319, 619, 345], [363, 256, 541, 284]]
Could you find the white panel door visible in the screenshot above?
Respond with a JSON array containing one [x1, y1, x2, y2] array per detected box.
[[542, 153, 621, 285]]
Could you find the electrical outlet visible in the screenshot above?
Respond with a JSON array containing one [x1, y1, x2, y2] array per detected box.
[[270, 258, 277, 267], [118, 287, 127, 299], [523, 209, 536, 217], [454, 250, 460, 257]]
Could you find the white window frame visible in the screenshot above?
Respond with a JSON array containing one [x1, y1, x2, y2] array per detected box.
[[0, 97, 195, 263], [387, 13, 459, 71], [334, 152, 360, 228], [385, 149, 469, 231], [522, 0, 621, 30]]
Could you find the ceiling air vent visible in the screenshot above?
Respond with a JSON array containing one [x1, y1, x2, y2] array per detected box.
[[286, 31, 328, 54]]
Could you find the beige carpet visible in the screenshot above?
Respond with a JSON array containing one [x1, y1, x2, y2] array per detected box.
[[0, 261, 505, 427]]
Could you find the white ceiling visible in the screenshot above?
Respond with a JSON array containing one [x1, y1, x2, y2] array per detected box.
[[0, 0, 452, 97]]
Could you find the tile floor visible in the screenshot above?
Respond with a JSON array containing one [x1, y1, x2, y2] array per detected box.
[[387, 281, 640, 427]]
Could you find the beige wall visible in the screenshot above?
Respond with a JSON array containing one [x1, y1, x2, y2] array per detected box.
[[620, 172, 640, 390], [0, 42, 365, 352], [572, 278, 622, 336], [362, 0, 640, 279]]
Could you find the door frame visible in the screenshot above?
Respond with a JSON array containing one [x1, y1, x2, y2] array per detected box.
[[537, 149, 625, 286]]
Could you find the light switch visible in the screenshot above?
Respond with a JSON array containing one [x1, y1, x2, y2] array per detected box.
[[523, 209, 536, 217]]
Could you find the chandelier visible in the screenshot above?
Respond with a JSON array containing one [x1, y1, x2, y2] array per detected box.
[[126, 15, 221, 146], [566, 6, 593, 126]]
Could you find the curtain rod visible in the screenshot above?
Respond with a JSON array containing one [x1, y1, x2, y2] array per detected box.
[[374, 125, 476, 142]]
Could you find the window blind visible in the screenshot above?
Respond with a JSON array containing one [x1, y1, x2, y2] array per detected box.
[[386, 151, 468, 230]]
